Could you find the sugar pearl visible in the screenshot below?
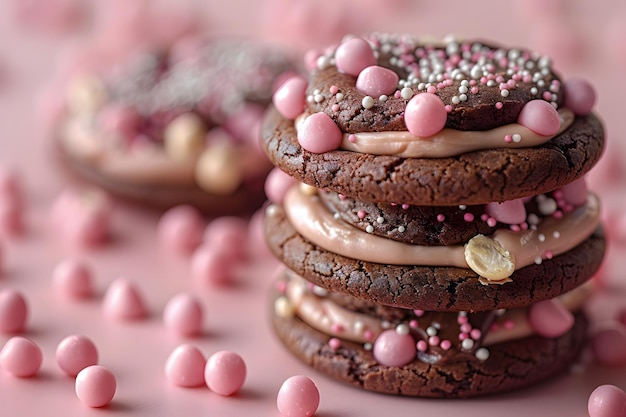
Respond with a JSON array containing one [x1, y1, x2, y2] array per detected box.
[[277, 375, 320, 417], [56, 335, 98, 377]]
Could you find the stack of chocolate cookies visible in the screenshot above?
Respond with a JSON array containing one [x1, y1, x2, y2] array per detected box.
[[262, 33, 605, 397]]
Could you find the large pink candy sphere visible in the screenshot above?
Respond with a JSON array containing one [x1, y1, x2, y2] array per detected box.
[[564, 77, 596, 116], [334, 37, 376, 77], [56, 334, 99, 377], [588, 384, 626, 417], [165, 344, 206, 387], [404, 93, 447, 137], [204, 351, 246, 396], [277, 375, 320, 417], [356, 65, 399, 97], [517, 99, 560, 136], [485, 198, 527, 225], [0, 336, 42, 377], [372, 329, 416, 367], [297, 112, 343, 154], [527, 299, 574, 338], [273, 76, 307, 120], [75, 365, 116, 408]]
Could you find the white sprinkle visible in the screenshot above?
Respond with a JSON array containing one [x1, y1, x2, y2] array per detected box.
[[527, 213, 540, 226], [553, 231, 561, 239], [495, 309, 506, 316], [459, 85, 469, 94], [459, 205, 467, 210], [365, 225, 374, 233], [537, 79, 546, 88], [379, 94, 388, 102], [459, 311, 468, 317], [461, 338, 474, 350], [538, 197, 557, 215], [400, 87, 414, 100], [470, 66, 482, 79], [376, 216, 384, 224], [426, 326, 438, 336], [396, 324, 410, 335], [475, 347, 490, 361], [362, 96, 375, 109], [313, 89, 320, 95], [534, 255, 543, 265], [512, 133, 522, 143], [314, 94, 324, 103], [354, 321, 364, 332], [487, 80, 496, 87], [335, 93, 344, 102], [501, 89, 510, 97], [317, 56, 331, 70], [461, 79, 470, 87], [451, 96, 460, 104], [398, 226, 406, 233], [382, 321, 392, 329], [364, 343, 373, 351], [459, 94, 468, 102], [538, 233, 546, 242], [312, 285, 328, 297], [333, 212, 340, 219], [530, 87, 538, 95]]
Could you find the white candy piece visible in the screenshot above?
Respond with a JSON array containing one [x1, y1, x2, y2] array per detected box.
[[464, 235, 515, 284]]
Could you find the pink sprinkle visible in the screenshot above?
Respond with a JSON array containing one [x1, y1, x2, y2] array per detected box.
[[426, 86, 436, 94], [510, 224, 521, 232], [496, 75, 504, 83], [459, 332, 468, 341], [523, 75, 532, 83], [481, 213, 489, 221], [364, 330, 374, 340], [440, 340, 452, 351], [504, 134, 512, 143], [503, 320, 515, 330], [507, 79, 516, 88], [446, 79, 454, 86], [469, 80, 476, 86], [436, 214, 445, 222], [331, 104, 340, 112], [357, 210, 366, 219], [553, 211, 564, 219], [495, 101, 504, 109], [490, 323, 500, 332], [401, 204, 409, 210], [487, 217, 497, 227], [328, 338, 341, 350], [275, 280, 287, 294], [394, 90, 401, 98], [331, 323, 344, 333], [413, 309, 425, 317], [470, 86, 478, 94], [409, 320, 419, 328], [428, 336, 440, 346], [457, 315, 468, 325], [445, 104, 453, 113], [520, 222, 529, 230], [416, 340, 427, 352], [463, 213, 475, 222], [499, 82, 508, 91], [163, 293, 203, 337], [348, 134, 356, 143], [329, 85, 338, 94], [543, 91, 552, 100], [460, 323, 472, 333], [338, 194, 346, 200], [545, 251, 554, 260], [470, 329, 482, 340], [480, 76, 488, 84]]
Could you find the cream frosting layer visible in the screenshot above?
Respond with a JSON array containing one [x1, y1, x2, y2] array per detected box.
[[282, 185, 600, 277]]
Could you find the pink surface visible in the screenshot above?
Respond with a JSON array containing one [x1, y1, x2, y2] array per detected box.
[[1, 0, 626, 416]]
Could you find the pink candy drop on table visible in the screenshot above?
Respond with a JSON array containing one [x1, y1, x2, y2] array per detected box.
[[102, 278, 147, 321], [0, 288, 28, 334], [52, 259, 94, 299], [75, 365, 116, 408], [204, 351, 246, 396], [165, 344, 206, 388], [56, 335, 99, 377], [0, 336, 42, 377], [277, 375, 320, 417], [158, 205, 204, 256], [163, 293, 203, 337]]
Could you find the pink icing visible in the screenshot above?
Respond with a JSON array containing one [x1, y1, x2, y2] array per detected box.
[[102, 278, 147, 321], [297, 112, 342, 153], [276, 375, 320, 417], [0, 336, 42, 377], [273, 76, 308, 120], [204, 351, 246, 396], [190, 245, 235, 287], [266, 167, 297, 205], [165, 344, 207, 387], [52, 259, 93, 299], [334, 37, 376, 76], [588, 385, 626, 417], [485, 198, 527, 225], [527, 299, 574, 338], [0, 288, 28, 334], [561, 177, 588, 206], [590, 323, 626, 366], [355, 65, 399, 97], [163, 293, 203, 337], [372, 329, 416, 367], [517, 100, 560, 136], [75, 365, 116, 408], [564, 78, 596, 116], [158, 205, 204, 256], [56, 335, 99, 377], [403, 93, 447, 138], [204, 216, 249, 262]]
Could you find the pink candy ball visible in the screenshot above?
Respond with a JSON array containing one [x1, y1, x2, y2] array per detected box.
[[163, 293, 203, 337], [517, 99, 560, 136], [273, 76, 308, 120], [97, 103, 141, 141], [297, 112, 342, 153], [204, 351, 246, 396], [277, 375, 320, 417], [0, 336, 43, 377], [204, 216, 249, 262], [56, 335, 99, 377], [158, 205, 204, 256], [372, 329, 416, 367], [560, 177, 588, 206], [75, 365, 116, 408], [485, 198, 527, 225], [102, 278, 147, 321], [588, 385, 626, 417], [52, 259, 93, 299], [590, 323, 626, 366], [165, 344, 206, 387], [265, 168, 297, 205], [191, 246, 235, 287], [527, 299, 574, 338], [404, 93, 447, 138], [564, 78, 596, 116], [355, 65, 399, 97], [334, 37, 377, 77], [0, 288, 28, 334]]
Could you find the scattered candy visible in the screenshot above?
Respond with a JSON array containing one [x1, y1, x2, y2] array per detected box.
[[165, 344, 206, 387], [355, 65, 399, 97], [273, 76, 308, 120], [265, 168, 297, 205], [590, 322, 626, 366], [158, 205, 205, 256], [0, 288, 28, 334], [563, 78, 596, 116], [334, 37, 376, 77], [204, 351, 246, 396], [404, 93, 447, 138], [75, 365, 116, 407], [102, 278, 147, 321], [52, 259, 93, 299], [203, 216, 249, 262], [588, 384, 626, 417], [372, 329, 416, 367], [163, 293, 203, 337], [56, 335, 99, 377], [191, 246, 235, 286], [485, 198, 527, 225], [527, 299, 574, 338], [297, 112, 343, 153], [0, 336, 43, 377], [517, 99, 560, 136], [277, 375, 320, 417]]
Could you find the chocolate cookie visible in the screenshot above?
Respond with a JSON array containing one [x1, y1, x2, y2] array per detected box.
[[264, 203, 605, 311]]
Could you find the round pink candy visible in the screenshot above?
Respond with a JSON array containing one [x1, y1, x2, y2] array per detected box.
[[590, 323, 626, 366], [190, 246, 234, 286], [204, 351, 246, 396], [277, 375, 320, 417], [334, 37, 376, 77], [203, 216, 249, 262], [0, 336, 42, 377], [75, 365, 116, 408], [0, 288, 28, 334], [588, 384, 626, 417], [372, 329, 416, 367], [560, 177, 588, 206], [52, 259, 93, 299], [527, 299, 574, 338], [158, 205, 204, 256], [297, 112, 342, 153], [56, 335, 98, 377], [165, 344, 206, 387], [265, 168, 297, 205], [102, 279, 147, 321], [273, 76, 308, 120], [485, 198, 527, 225], [356, 65, 399, 97], [517, 99, 560, 136], [404, 93, 447, 138], [564, 78, 596, 116], [163, 293, 203, 337]]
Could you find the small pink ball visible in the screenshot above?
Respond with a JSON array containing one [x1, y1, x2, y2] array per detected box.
[[484, 198, 527, 225], [0, 288, 28, 334], [52, 259, 93, 299], [277, 375, 320, 417], [334, 37, 377, 77], [355, 65, 399, 97], [0, 336, 43, 377], [203, 216, 248, 262], [560, 177, 588, 206], [265, 168, 297, 205], [588, 384, 626, 417], [158, 205, 204, 256], [404, 93, 447, 137], [590, 323, 626, 366], [297, 112, 342, 154], [190, 245, 235, 287], [204, 351, 246, 396], [102, 279, 147, 321], [517, 99, 561, 136], [564, 78, 596, 116], [165, 344, 206, 387], [75, 365, 116, 408], [97, 103, 141, 141], [372, 329, 416, 367], [56, 334, 99, 377], [163, 293, 203, 337], [527, 299, 574, 338], [273, 76, 308, 120]]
